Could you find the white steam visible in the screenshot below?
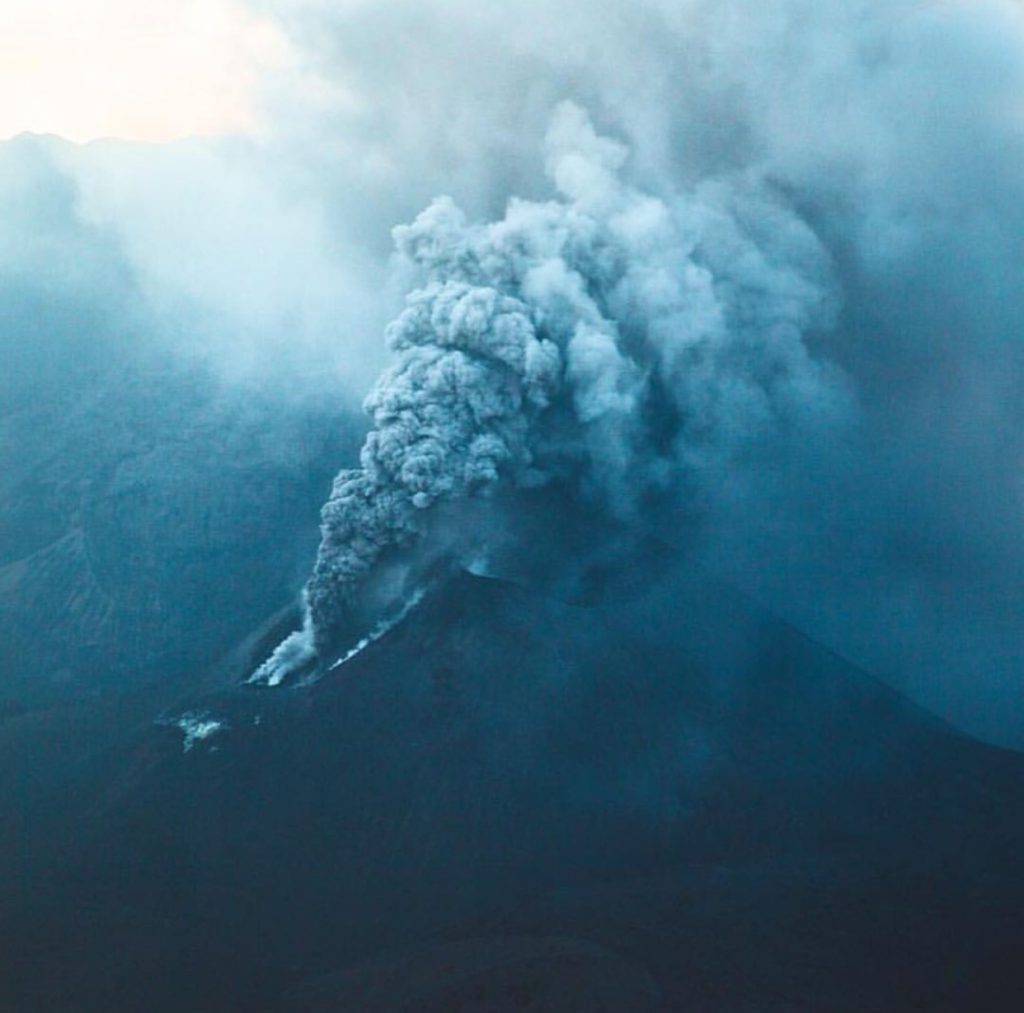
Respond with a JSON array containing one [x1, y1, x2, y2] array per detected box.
[[176, 712, 227, 753], [250, 606, 318, 686]]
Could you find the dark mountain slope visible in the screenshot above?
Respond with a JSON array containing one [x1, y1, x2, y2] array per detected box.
[[3, 567, 1023, 1012], [0, 364, 360, 701]]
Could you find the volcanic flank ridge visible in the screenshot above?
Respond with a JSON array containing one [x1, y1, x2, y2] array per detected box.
[[4, 559, 1024, 1012]]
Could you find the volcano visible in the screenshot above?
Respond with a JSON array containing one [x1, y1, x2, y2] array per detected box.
[[2, 563, 1023, 1012]]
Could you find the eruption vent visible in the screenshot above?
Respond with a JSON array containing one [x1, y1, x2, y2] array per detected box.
[[253, 103, 846, 685]]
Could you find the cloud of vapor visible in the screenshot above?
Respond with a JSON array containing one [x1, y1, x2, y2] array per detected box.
[[0, 136, 142, 413], [0, 126, 400, 407], [256, 102, 847, 679], [60, 136, 393, 397]]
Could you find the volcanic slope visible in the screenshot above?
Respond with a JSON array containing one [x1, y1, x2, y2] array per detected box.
[[3, 565, 1024, 1012]]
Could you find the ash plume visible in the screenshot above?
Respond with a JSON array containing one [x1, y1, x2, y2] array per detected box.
[[255, 103, 847, 682]]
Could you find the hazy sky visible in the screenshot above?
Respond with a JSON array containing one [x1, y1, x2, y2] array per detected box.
[[0, 0, 289, 141]]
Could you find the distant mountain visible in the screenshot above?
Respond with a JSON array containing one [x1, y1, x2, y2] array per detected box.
[[0, 359, 361, 707], [3, 565, 1022, 1011]]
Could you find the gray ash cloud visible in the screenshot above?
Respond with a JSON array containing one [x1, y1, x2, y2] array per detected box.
[[256, 103, 848, 680]]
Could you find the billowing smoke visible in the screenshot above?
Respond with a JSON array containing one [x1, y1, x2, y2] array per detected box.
[[239, 0, 1024, 745], [255, 103, 847, 680]]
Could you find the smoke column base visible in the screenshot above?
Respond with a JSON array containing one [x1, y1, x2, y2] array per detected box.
[[249, 610, 317, 687]]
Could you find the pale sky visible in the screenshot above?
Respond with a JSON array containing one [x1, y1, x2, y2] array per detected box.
[[0, 0, 290, 142]]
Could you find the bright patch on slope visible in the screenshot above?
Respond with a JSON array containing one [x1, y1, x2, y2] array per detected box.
[[325, 587, 428, 677], [177, 712, 226, 753]]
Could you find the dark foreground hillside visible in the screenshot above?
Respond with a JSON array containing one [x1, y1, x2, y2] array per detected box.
[[3, 566, 1024, 1012]]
